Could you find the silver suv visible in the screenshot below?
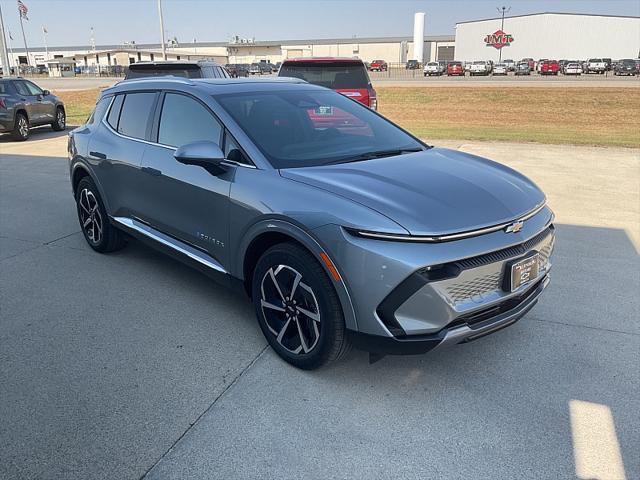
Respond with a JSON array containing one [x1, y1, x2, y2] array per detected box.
[[69, 77, 554, 369]]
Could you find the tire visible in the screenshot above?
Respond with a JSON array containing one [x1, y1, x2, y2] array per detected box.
[[12, 112, 29, 141], [252, 242, 351, 370], [51, 106, 66, 131], [76, 177, 127, 253]]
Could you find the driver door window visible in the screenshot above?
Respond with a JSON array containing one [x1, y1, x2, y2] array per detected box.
[[158, 93, 222, 148]]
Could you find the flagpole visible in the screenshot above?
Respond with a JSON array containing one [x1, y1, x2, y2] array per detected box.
[[0, 3, 11, 74], [157, 0, 166, 60], [18, 8, 29, 66], [42, 26, 48, 61]]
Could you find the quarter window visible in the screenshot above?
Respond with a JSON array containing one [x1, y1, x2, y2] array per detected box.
[[158, 93, 222, 147], [106, 94, 124, 130], [117, 92, 156, 139], [87, 96, 112, 125]]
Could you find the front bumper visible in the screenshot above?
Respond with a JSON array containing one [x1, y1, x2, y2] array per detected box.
[[349, 275, 549, 355], [313, 206, 555, 354]]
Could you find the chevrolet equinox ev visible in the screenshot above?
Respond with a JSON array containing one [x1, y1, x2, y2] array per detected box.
[[68, 77, 555, 369]]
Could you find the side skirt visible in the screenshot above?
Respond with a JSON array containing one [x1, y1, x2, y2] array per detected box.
[[111, 216, 244, 293]]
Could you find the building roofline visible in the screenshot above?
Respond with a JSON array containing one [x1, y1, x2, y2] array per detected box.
[[456, 11, 640, 25], [8, 35, 455, 53]]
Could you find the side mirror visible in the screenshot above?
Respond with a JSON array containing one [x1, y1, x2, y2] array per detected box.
[[42, 90, 50, 96], [174, 141, 226, 174]]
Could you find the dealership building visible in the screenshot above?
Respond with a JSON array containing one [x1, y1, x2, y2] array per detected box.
[[1, 11, 638, 70], [455, 12, 640, 62]]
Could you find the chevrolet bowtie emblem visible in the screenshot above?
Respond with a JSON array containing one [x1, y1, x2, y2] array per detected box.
[[505, 220, 524, 233]]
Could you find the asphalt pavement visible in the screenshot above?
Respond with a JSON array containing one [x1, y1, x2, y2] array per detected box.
[[1, 128, 638, 480]]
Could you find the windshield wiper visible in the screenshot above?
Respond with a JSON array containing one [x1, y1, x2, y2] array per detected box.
[[326, 147, 424, 165]]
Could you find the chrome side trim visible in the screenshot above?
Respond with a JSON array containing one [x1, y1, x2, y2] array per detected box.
[[112, 216, 227, 274], [354, 202, 548, 243], [101, 111, 256, 168]]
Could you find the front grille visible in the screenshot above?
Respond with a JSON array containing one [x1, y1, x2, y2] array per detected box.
[[445, 272, 501, 303], [436, 225, 554, 307], [456, 225, 554, 270]]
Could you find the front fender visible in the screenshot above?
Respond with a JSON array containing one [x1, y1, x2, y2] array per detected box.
[[236, 218, 358, 331]]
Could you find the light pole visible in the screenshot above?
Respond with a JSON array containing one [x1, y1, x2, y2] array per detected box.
[[158, 0, 167, 60], [496, 6, 510, 62], [0, 3, 11, 75]]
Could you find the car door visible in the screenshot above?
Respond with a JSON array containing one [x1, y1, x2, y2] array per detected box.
[[137, 91, 232, 268], [22, 80, 56, 124], [12, 80, 41, 124], [88, 91, 158, 218]]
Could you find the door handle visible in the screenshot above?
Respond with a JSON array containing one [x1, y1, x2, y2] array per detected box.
[[89, 151, 107, 160], [141, 166, 162, 176]]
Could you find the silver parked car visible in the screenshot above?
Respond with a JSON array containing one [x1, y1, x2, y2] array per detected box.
[[68, 77, 554, 369]]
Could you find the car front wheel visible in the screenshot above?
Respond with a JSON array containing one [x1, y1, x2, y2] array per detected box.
[[252, 243, 351, 369]]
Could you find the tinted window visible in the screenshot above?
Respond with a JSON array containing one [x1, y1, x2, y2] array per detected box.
[[223, 132, 250, 165], [87, 96, 112, 125], [13, 81, 30, 96], [216, 90, 423, 169], [118, 92, 156, 139], [106, 94, 124, 129], [279, 62, 369, 89], [158, 93, 222, 147], [23, 81, 43, 95]]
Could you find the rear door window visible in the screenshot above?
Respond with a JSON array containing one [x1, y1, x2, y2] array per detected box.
[[13, 81, 31, 96], [117, 92, 157, 139], [158, 93, 222, 147], [279, 62, 369, 89]]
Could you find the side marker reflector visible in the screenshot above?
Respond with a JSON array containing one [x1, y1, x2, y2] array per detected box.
[[319, 252, 342, 282]]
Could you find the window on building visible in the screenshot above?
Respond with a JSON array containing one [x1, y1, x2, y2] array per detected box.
[[158, 93, 222, 147], [150, 53, 155, 61]]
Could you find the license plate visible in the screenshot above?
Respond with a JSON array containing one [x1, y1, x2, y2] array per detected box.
[[314, 106, 334, 115], [508, 253, 540, 292]]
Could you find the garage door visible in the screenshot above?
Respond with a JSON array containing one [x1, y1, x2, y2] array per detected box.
[[437, 46, 455, 62], [287, 50, 303, 58]]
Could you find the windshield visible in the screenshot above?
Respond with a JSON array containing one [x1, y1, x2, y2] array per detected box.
[[473, 61, 485, 65], [279, 62, 369, 89], [215, 89, 424, 169], [622, 59, 636, 65]]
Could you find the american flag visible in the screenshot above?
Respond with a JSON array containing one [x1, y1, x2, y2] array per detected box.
[[17, 0, 29, 20]]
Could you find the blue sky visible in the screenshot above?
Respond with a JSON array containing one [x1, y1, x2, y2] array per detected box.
[[2, 0, 639, 48]]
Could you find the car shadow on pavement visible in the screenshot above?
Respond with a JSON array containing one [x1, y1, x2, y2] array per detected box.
[[0, 126, 73, 143]]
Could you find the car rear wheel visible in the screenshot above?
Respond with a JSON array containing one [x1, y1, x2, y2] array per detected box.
[[51, 107, 66, 131], [76, 177, 127, 253], [252, 243, 351, 370], [12, 113, 29, 141]]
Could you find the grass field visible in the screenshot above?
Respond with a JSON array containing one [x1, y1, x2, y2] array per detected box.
[[57, 87, 640, 148]]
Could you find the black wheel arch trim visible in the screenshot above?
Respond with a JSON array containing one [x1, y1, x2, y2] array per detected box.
[[236, 217, 359, 332], [70, 161, 112, 214]]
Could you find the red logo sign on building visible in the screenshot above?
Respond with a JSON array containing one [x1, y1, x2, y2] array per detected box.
[[484, 30, 514, 49]]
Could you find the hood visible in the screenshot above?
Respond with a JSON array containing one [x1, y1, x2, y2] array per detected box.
[[280, 148, 545, 236]]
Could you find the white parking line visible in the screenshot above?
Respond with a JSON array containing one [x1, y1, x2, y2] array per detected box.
[[570, 399, 627, 480]]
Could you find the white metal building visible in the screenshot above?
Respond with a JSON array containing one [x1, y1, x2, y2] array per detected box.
[[1, 35, 455, 69], [455, 12, 640, 62]]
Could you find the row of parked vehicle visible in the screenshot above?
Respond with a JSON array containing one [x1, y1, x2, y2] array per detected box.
[[225, 62, 282, 77], [418, 57, 640, 76]]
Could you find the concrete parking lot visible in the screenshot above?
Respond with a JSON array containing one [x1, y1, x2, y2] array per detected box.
[[1, 129, 639, 479]]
